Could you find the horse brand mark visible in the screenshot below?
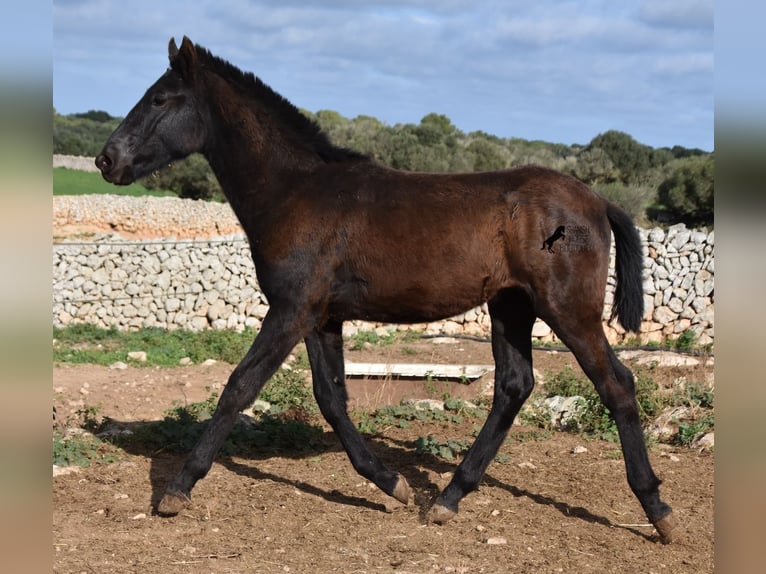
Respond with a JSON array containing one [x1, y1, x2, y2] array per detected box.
[[562, 224, 591, 252], [541, 226, 566, 252], [542, 224, 592, 253]]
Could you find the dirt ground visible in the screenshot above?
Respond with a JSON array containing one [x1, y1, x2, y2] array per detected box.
[[53, 338, 714, 574]]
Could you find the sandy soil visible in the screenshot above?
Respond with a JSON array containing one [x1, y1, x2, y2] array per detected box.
[[53, 338, 714, 573]]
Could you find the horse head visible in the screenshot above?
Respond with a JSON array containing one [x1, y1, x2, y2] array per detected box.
[[96, 36, 207, 185]]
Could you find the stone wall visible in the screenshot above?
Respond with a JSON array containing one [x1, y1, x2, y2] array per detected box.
[[52, 223, 714, 345]]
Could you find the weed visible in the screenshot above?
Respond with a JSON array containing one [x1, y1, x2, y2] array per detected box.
[[525, 366, 664, 442], [674, 416, 714, 446], [672, 380, 714, 409], [415, 435, 471, 460], [355, 399, 484, 435], [52, 430, 120, 467], [674, 329, 698, 352], [347, 330, 396, 351], [259, 368, 316, 415], [53, 404, 120, 467]]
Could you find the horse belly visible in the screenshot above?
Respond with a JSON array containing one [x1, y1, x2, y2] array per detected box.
[[330, 260, 505, 324]]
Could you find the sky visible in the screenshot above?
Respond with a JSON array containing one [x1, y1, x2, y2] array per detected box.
[[52, 0, 714, 151]]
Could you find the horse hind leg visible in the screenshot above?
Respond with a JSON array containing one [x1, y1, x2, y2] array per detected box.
[[546, 314, 676, 543], [305, 321, 412, 507], [428, 288, 536, 523]]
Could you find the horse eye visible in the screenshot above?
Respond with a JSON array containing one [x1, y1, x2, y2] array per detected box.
[[152, 94, 168, 107]]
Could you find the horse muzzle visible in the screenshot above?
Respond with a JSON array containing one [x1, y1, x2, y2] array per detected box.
[[95, 148, 135, 185]]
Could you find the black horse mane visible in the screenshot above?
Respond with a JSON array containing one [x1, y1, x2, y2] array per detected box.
[[190, 43, 368, 163]]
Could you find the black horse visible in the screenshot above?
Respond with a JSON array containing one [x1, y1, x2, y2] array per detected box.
[[96, 37, 675, 542]]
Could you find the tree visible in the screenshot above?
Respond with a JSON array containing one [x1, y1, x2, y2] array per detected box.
[[571, 147, 619, 184], [587, 130, 655, 185], [415, 113, 458, 147], [657, 156, 714, 225]]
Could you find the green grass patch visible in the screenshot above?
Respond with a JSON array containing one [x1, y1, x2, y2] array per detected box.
[[53, 167, 175, 197], [521, 364, 714, 445], [53, 405, 121, 467], [415, 435, 471, 460], [346, 329, 419, 351], [355, 398, 486, 435], [53, 324, 258, 366]]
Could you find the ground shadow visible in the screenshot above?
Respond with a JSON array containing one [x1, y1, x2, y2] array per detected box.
[[99, 417, 652, 540]]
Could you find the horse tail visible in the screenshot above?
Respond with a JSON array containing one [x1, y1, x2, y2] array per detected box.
[[606, 203, 644, 333]]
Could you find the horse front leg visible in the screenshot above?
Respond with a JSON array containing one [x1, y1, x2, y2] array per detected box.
[[157, 307, 305, 515], [305, 320, 412, 506]]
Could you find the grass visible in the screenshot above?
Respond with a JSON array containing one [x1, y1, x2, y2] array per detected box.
[[346, 329, 419, 351], [53, 405, 121, 467], [52, 324, 714, 469], [354, 398, 487, 435], [520, 364, 714, 445], [53, 324, 324, 465], [53, 167, 175, 197], [53, 323, 258, 366]]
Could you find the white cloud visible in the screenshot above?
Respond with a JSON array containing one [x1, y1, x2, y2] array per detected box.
[[52, 0, 714, 150], [638, 0, 714, 30]]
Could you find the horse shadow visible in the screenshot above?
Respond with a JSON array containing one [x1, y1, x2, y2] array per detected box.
[[102, 417, 651, 540]]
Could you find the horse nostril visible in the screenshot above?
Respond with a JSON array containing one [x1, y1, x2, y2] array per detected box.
[[95, 154, 113, 172]]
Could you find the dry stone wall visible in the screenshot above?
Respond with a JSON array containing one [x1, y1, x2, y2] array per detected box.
[[52, 223, 714, 346]]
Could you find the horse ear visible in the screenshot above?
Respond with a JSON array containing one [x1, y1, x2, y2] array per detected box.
[[170, 36, 198, 82], [168, 37, 179, 62]]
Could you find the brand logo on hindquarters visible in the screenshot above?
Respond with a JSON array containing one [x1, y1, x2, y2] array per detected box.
[[541, 226, 566, 252], [542, 224, 591, 253]]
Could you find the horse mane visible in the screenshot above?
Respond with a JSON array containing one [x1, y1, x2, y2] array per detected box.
[[190, 43, 368, 163]]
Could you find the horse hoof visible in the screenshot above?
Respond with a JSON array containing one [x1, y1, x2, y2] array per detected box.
[[392, 476, 413, 506], [654, 511, 677, 544], [427, 503, 457, 525], [157, 491, 191, 516]]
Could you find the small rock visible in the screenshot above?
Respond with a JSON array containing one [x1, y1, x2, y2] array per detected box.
[[430, 337, 460, 345], [693, 431, 714, 450], [475, 525, 486, 532], [250, 400, 272, 413], [517, 461, 536, 470], [53, 465, 80, 477], [179, 357, 193, 366], [411, 399, 445, 412], [485, 537, 507, 545], [109, 361, 128, 370], [113, 493, 129, 500], [572, 445, 588, 454], [127, 351, 147, 362], [490, 509, 501, 517], [202, 358, 217, 366], [131, 513, 146, 520]]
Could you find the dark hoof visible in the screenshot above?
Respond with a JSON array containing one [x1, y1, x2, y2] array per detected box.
[[157, 491, 191, 516], [653, 511, 677, 544], [426, 502, 457, 525], [392, 475, 413, 506]]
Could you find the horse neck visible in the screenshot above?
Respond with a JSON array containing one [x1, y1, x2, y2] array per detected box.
[[201, 82, 322, 218]]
